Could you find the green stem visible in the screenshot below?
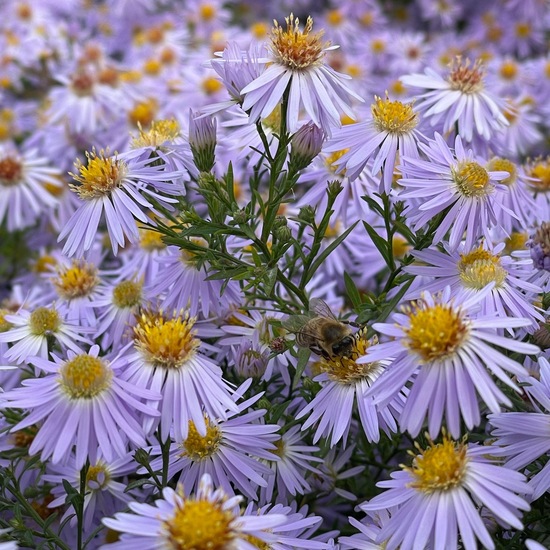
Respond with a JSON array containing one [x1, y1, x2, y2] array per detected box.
[[76, 463, 88, 550]]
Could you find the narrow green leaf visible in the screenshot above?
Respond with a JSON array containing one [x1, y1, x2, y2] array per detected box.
[[292, 347, 311, 389], [363, 221, 391, 267], [344, 271, 362, 309]]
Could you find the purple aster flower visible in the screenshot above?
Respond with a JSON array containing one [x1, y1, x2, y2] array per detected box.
[[489, 356, 550, 501], [101, 473, 287, 550], [0, 145, 61, 231], [144, 381, 278, 500], [362, 287, 540, 438], [0, 305, 91, 364], [240, 13, 362, 133], [57, 149, 183, 258], [123, 308, 238, 443], [297, 329, 403, 446], [43, 452, 136, 530], [361, 434, 531, 550], [401, 56, 508, 143], [325, 94, 422, 192], [528, 222, 550, 272], [1, 345, 161, 469], [405, 242, 543, 331], [399, 133, 511, 251]]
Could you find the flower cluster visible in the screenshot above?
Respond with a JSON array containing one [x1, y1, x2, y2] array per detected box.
[[0, 1, 548, 549]]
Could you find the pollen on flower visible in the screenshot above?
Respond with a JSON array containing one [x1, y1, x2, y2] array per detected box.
[[525, 157, 550, 192], [448, 57, 485, 93], [487, 157, 516, 185], [60, 354, 113, 399], [86, 462, 110, 490], [0, 155, 22, 186], [320, 330, 383, 384], [371, 94, 418, 134], [181, 419, 222, 461], [112, 280, 143, 309], [165, 496, 235, 550], [69, 150, 128, 200], [405, 301, 469, 362], [270, 13, 327, 70], [407, 434, 468, 493], [131, 119, 181, 149], [29, 307, 61, 336], [458, 247, 507, 289], [452, 161, 491, 198], [133, 310, 200, 369], [54, 261, 99, 300]]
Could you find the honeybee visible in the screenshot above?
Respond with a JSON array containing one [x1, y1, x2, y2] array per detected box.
[[285, 298, 355, 359]]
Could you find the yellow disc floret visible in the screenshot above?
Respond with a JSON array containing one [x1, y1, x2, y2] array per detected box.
[[112, 280, 143, 309], [0, 308, 13, 333], [525, 157, 550, 193], [405, 301, 468, 362], [181, 419, 222, 461], [86, 462, 110, 490], [60, 354, 112, 399], [133, 310, 200, 369], [448, 57, 485, 93], [407, 435, 468, 493], [453, 161, 491, 198], [371, 94, 418, 134], [70, 150, 128, 200], [29, 307, 61, 335], [486, 157, 516, 186], [0, 156, 22, 187], [165, 498, 234, 550], [54, 261, 99, 300], [458, 246, 506, 289], [270, 14, 327, 70]]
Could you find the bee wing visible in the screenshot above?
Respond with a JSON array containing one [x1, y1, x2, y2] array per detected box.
[[282, 314, 313, 334], [309, 298, 338, 320]]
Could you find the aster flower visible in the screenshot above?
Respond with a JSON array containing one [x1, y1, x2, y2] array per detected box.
[[57, 149, 183, 258], [0, 145, 61, 231], [325, 94, 422, 192], [528, 222, 550, 272], [101, 473, 287, 550], [43, 452, 136, 530], [0, 305, 92, 364], [123, 308, 238, 443], [405, 242, 543, 330], [297, 329, 402, 446], [362, 287, 540, 438], [144, 381, 278, 500], [399, 133, 512, 251], [1, 345, 161, 469], [489, 356, 550, 501], [240, 13, 362, 133], [401, 56, 509, 142], [361, 434, 531, 550]]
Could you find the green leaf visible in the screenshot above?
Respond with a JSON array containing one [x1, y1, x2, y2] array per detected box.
[[344, 271, 362, 309], [363, 221, 392, 268], [205, 267, 249, 280], [269, 401, 290, 423], [377, 278, 413, 324], [292, 347, 311, 389], [264, 267, 278, 297], [304, 222, 358, 285], [361, 195, 384, 217]]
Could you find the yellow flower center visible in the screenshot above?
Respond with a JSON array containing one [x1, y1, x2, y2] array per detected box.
[[0, 308, 13, 332], [71, 71, 95, 97], [407, 435, 468, 493], [69, 150, 128, 201], [86, 463, 110, 490], [139, 227, 166, 251], [60, 354, 112, 399], [131, 119, 180, 149], [133, 311, 200, 369], [393, 235, 410, 258], [504, 231, 528, 254], [320, 331, 383, 384], [29, 307, 61, 336], [448, 57, 485, 93], [112, 280, 143, 309], [244, 535, 271, 550], [199, 4, 216, 21], [181, 419, 222, 461], [128, 99, 158, 128], [486, 157, 516, 186], [0, 156, 22, 186], [453, 161, 491, 198], [326, 9, 343, 26], [499, 60, 518, 80], [515, 21, 532, 38], [324, 220, 341, 239], [371, 38, 386, 54], [0, 108, 14, 140], [165, 498, 234, 550], [251, 22, 268, 40], [262, 105, 282, 131], [405, 302, 468, 362], [143, 58, 162, 75], [54, 262, 99, 300], [270, 14, 327, 70], [371, 95, 418, 134], [526, 158, 550, 192], [325, 149, 349, 174], [202, 76, 223, 95], [458, 247, 507, 289]]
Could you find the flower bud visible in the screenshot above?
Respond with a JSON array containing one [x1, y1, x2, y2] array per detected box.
[[528, 222, 550, 272], [289, 122, 325, 171], [188, 110, 216, 172]]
